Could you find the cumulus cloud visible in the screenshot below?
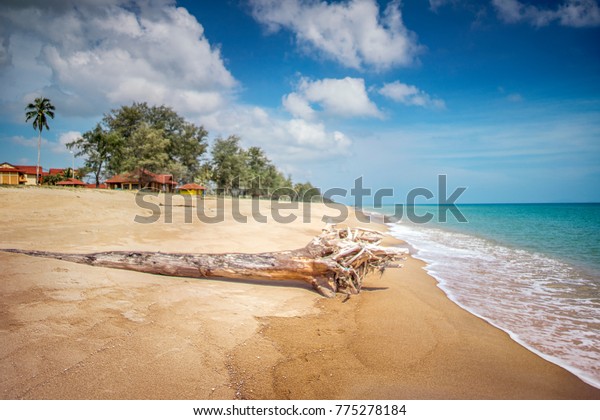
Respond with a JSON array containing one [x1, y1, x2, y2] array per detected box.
[[378, 81, 445, 109], [53, 131, 82, 153], [0, 0, 236, 118], [282, 92, 317, 121], [0, 1, 356, 171], [9, 130, 82, 154], [283, 77, 381, 119], [203, 106, 353, 162], [249, 0, 422, 70], [492, 0, 600, 27]]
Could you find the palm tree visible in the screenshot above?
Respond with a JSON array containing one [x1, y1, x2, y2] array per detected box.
[[25, 97, 55, 185]]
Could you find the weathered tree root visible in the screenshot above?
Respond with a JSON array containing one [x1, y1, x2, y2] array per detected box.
[[0, 225, 406, 297]]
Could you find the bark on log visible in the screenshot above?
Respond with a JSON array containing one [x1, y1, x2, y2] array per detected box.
[[0, 225, 405, 298]]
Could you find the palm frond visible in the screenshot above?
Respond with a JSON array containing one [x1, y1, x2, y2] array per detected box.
[[24, 97, 55, 132]]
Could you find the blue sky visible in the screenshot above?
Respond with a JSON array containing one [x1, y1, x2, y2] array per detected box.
[[0, 0, 599, 203]]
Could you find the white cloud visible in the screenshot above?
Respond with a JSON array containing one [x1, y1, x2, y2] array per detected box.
[[559, 0, 600, 26], [492, 0, 600, 27], [378, 81, 445, 109], [282, 92, 316, 120], [202, 106, 353, 164], [249, 0, 422, 70], [0, 0, 236, 119], [283, 77, 382, 119], [286, 118, 351, 152], [9, 131, 82, 154], [53, 131, 82, 153], [0, 1, 356, 180], [429, 0, 451, 12], [10, 135, 45, 149]]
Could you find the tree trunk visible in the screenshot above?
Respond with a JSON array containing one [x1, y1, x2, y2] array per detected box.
[[0, 225, 405, 298], [36, 130, 41, 186]]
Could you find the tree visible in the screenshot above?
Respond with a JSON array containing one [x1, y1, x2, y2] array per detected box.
[[25, 97, 55, 185], [103, 102, 208, 181], [210, 135, 248, 195], [42, 171, 66, 186], [67, 123, 121, 187], [293, 181, 322, 202], [4, 226, 406, 298], [169, 121, 208, 183], [121, 123, 170, 188], [245, 146, 270, 197], [264, 164, 292, 199]]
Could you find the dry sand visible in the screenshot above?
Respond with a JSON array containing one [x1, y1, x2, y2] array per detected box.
[[0, 187, 598, 399]]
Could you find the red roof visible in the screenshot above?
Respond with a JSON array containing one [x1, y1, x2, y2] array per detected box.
[[106, 169, 176, 185], [0, 163, 45, 178], [105, 173, 136, 184], [154, 174, 177, 185], [49, 168, 67, 175], [56, 178, 86, 186], [15, 165, 43, 175], [178, 183, 207, 190]]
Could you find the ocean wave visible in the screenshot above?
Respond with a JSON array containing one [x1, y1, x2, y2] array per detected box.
[[387, 221, 600, 389]]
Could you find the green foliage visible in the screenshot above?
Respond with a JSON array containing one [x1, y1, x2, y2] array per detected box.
[[293, 182, 322, 202], [25, 97, 55, 185], [73, 101, 323, 200], [25, 97, 55, 133], [103, 102, 208, 182], [121, 123, 170, 174], [42, 168, 83, 185], [245, 146, 271, 197], [209, 138, 316, 200], [42, 172, 66, 186], [67, 123, 120, 187], [209, 135, 248, 195]]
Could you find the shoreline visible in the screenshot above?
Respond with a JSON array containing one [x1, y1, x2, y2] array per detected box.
[[229, 229, 600, 399], [362, 206, 600, 390], [417, 256, 600, 391], [0, 187, 598, 399], [380, 215, 600, 389]]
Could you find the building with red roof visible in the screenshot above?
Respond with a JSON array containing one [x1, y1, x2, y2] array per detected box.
[[56, 178, 86, 187], [0, 162, 44, 185], [177, 183, 207, 196], [85, 183, 108, 189], [105, 169, 177, 192]]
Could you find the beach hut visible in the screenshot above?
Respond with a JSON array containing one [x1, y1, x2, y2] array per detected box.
[[105, 169, 177, 192], [177, 183, 207, 196], [56, 178, 86, 187]]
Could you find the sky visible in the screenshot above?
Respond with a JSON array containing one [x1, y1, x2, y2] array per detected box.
[[0, 0, 599, 203]]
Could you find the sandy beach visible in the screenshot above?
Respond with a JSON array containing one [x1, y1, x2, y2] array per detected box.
[[0, 187, 598, 399]]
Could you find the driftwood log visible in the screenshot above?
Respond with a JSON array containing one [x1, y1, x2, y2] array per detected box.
[[0, 225, 405, 297]]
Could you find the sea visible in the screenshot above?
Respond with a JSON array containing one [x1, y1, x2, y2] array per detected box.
[[366, 203, 600, 389]]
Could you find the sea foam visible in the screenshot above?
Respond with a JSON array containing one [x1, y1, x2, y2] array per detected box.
[[387, 221, 600, 389]]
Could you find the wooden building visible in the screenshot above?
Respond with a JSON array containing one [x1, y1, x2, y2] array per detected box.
[[56, 178, 86, 187], [177, 183, 207, 196], [0, 162, 44, 185], [105, 169, 177, 192]]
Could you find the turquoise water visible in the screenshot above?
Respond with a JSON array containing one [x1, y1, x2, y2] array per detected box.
[[370, 203, 600, 388]]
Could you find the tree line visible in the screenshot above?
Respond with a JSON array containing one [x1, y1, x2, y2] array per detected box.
[[67, 102, 322, 201]]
